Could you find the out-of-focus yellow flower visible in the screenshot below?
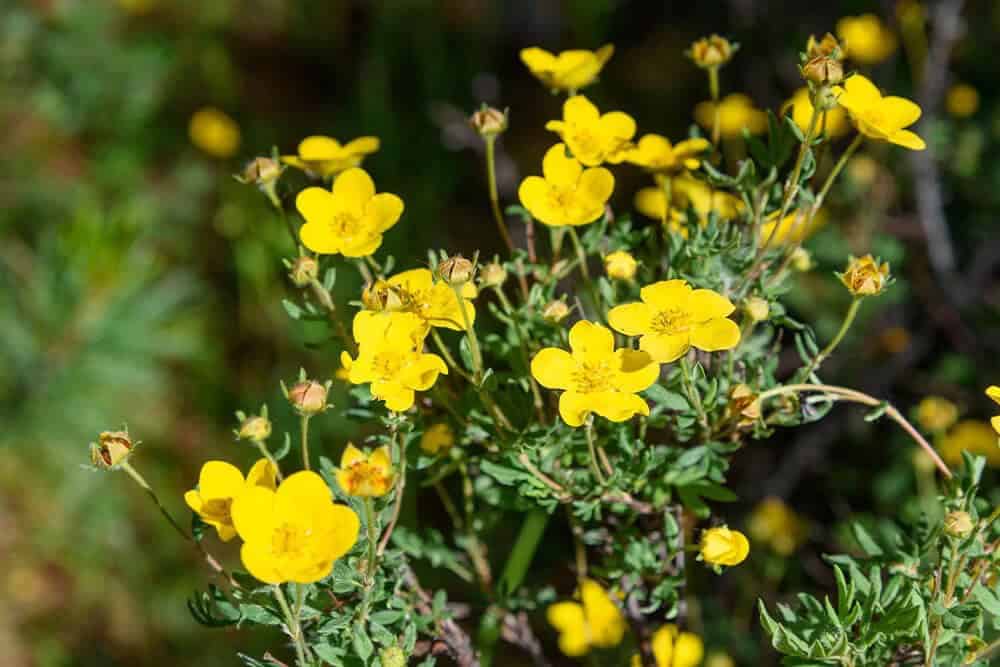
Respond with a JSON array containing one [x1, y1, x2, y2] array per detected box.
[[700, 526, 750, 567], [748, 498, 808, 556], [362, 268, 477, 331], [545, 95, 636, 166], [790, 247, 813, 272], [296, 168, 403, 257], [605, 250, 638, 281], [420, 423, 455, 455], [838, 254, 890, 297], [783, 88, 849, 139], [282, 135, 380, 179], [231, 471, 359, 584], [939, 419, 1000, 467], [694, 94, 767, 139], [946, 84, 980, 118], [848, 154, 880, 187], [184, 459, 277, 542], [837, 14, 897, 65], [542, 299, 572, 323], [705, 651, 736, 667], [987, 386, 1000, 434], [336, 444, 395, 498], [608, 279, 740, 363], [834, 75, 925, 150], [547, 578, 626, 656], [626, 134, 711, 174], [654, 624, 705, 667], [916, 397, 959, 434], [189, 107, 240, 159], [343, 312, 448, 412], [760, 208, 827, 244], [518, 144, 614, 227], [635, 175, 743, 230], [531, 320, 658, 427], [878, 326, 911, 355], [520, 45, 614, 93], [688, 34, 735, 69]]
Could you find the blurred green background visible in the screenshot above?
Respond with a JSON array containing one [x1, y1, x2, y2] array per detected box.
[[3, 0, 1000, 664]]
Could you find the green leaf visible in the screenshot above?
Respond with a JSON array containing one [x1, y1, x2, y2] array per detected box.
[[851, 523, 884, 557], [352, 623, 375, 661]]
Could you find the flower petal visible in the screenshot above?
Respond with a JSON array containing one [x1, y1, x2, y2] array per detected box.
[[295, 187, 335, 225], [987, 386, 1000, 406], [568, 320, 615, 364], [640, 332, 691, 363], [531, 348, 576, 390], [246, 458, 278, 490], [688, 289, 735, 320], [599, 111, 636, 141], [577, 167, 615, 207], [640, 279, 692, 310], [542, 144, 583, 188], [332, 167, 376, 206], [298, 135, 342, 160], [888, 129, 926, 151], [231, 485, 277, 545], [389, 268, 434, 292], [590, 391, 650, 422], [343, 136, 380, 156], [881, 96, 922, 128], [613, 349, 659, 393], [564, 95, 600, 125], [547, 601, 585, 633], [340, 443, 366, 468], [608, 302, 653, 336], [520, 47, 556, 74], [690, 318, 741, 352], [240, 541, 285, 584], [365, 192, 404, 233], [326, 503, 361, 560], [634, 186, 666, 219], [558, 391, 590, 427], [198, 461, 246, 500], [400, 353, 448, 391]]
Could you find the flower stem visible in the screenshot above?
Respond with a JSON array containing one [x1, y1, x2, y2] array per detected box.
[[679, 356, 710, 437], [485, 136, 515, 253], [567, 226, 591, 282], [299, 415, 311, 471], [492, 286, 546, 424], [708, 66, 721, 146], [377, 420, 406, 556], [660, 175, 674, 230], [359, 496, 379, 623], [430, 329, 473, 382], [584, 418, 607, 485], [255, 440, 284, 482], [273, 584, 308, 667], [799, 297, 862, 379]]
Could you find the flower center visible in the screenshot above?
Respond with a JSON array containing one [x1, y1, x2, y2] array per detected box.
[[346, 462, 387, 494], [201, 498, 233, 523], [371, 351, 404, 378], [272, 522, 310, 558], [572, 360, 615, 394], [568, 125, 602, 158], [329, 212, 362, 238], [651, 308, 692, 335], [546, 186, 576, 212]]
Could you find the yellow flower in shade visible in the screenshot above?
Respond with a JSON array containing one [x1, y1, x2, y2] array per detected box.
[[545, 95, 636, 166], [608, 280, 741, 363], [605, 250, 637, 281], [546, 578, 626, 657], [344, 312, 448, 412], [531, 321, 659, 427], [420, 423, 455, 455], [838, 254, 890, 297], [699, 526, 750, 567], [626, 134, 712, 174], [296, 168, 404, 257], [652, 624, 705, 667], [836, 14, 897, 65], [748, 498, 808, 556], [635, 175, 743, 230], [184, 459, 278, 542], [916, 396, 959, 434], [939, 420, 1000, 467], [987, 386, 1000, 434], [783, 88, 849, 139], [694, 94, 767, 139], [834, 75, 925, 150], [518, 144, 614, 227], [336, 444, 395, 497], [189, 107, 240, 159], [760, 208, 827, 244], [282, 135, 380, 179], [520, 45, 614, 93], [362, 268, 477, 331], [946, 84, 980, 118], [231, 471, 359, 584]]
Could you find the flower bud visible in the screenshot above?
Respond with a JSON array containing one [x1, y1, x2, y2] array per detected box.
[[469, 106, 508, 138], [437, 255, 475, 286], [379, 647, 406, 667], [542, 299, 570, 324], [288, 256, 319, 288], [688, 35, 735, 69], [287, 380, 329, 416], [802, 56, 843, 85], [90, 430, 135, 470], [237, 414, 272, 442], [838, 254, 890, 297], [604, 250, 637, 282], [699, 526, 750, 567], [744, 297, 769, 323], [239, 157, 283, 187], [790, 247, 813, 272], [944, 510, 974, 539], [479, 262, 507, 288]]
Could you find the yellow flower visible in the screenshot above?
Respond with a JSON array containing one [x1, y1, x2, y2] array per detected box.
[[635, 175, 743, 230], [520, 45, 614, 93], [939, 420, 1000, 467], [916, 396, 959, 434], [518, 144, 614, 227], [783, 88, 849, 139], [834, 75, 925, 150], [362, 268, 477, 331], [184, 459, 278, 542], [189, 107, 240, 159], [837, 14, 897, 65], [336, 444, 395, 497], [626, 134, 711, 174], [344, 312, 448, 412], [748, 498, 808, 556], [296, 168, 404, 257], [531, 320, 659, 427], [700, 526, 750, 567], [987, 386, 1000, 434], [608, 280, 741, 363], [544, 95, 636, 166], [760, 208, 827, 244], [231, 471, 359, 584], [546, 578, 626, 656], [838, 254, 890, 297], [946, 84, 980, 118], [694, 94, 767, 139], [420, 423, 455, 455], [651, 624, 705, 667], [605, 250, 638, 281], [282, 135, 380, 179]]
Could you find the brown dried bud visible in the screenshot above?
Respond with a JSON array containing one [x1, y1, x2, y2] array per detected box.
[[838, 254, 890, 297], [361, 280, 407, 312], [727, 385, 761, 428], [943, 510, 974, 539], [240, 157, 283, 187], [806, 33, 843, 60], [289, 256, 319, 288], [437, 255, 475, 286], [90, 430, 135, 469], [469, 106, 508, 138], [541, 299, 571, 324], [479, 262, 507, 288], [238, 415, 272, 442], [287, 380, 329, 416], [688, 35, 735, 69], [802, 56, 843, 85]]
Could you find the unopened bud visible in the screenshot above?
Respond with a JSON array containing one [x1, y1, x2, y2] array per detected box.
[[289, 256, 319, 288], [604, 250, 637, 282], [838, 254, 890, 297], [944, 510, 974, 539], [480, 262, 507, 288], [688, 35, 735, 69], [438, 255, 475, 286], [239, 157, 283, 187], [744, 297, 770, 323], [287, 380, 329, 416], [469, 106, 508, 138], [379, 647, 406, 667], [542, 299, 570, 324], [237, 415, 272, 442], [90, 430, 135, 470]]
